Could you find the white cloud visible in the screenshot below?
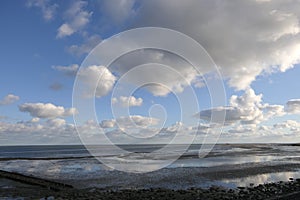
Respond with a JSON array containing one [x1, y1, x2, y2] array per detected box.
[[159, 121, 183, 135], [112, 96, 143, 107], [67, 1, 300, 97], [100, 115, 162, 139], [19, 103, 77, 119], [229, 89, 265, 124], [228, 125, 257, 134], [26, 0, 58, 21], [57, 24, 75, 38], [57, 1, 92, 38], [126, 0, 300, 90], [68, 34, 102, 56], [286, 99, 300, 114], [0, 94, 20, 105], [263, 104, 285, 120], [198, 88, 286, 125], [0, 117, 298, 144], [77, 65, 116, 98], [117, 115, 160, 128], [52, 64, 79, 76], [29, 117, 40, 123]]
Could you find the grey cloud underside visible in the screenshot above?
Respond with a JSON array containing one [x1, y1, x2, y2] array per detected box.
[[110, 49, 203, 96], [286, 99, 300, 114], [105, 0, 300, 90], [60, 0, 300, 96]]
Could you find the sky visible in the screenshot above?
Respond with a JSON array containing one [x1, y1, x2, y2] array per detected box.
[[0, 0, 300, 145]]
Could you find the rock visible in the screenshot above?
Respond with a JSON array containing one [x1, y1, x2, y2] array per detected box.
[[228, 189, 234, 193], [89, 188, 96, 193]]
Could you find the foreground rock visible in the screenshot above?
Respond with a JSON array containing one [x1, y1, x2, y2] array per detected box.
[[1, 178, 300, 200]]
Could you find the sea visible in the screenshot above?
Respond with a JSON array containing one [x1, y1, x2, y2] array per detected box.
[[0, 144, 300, 190]]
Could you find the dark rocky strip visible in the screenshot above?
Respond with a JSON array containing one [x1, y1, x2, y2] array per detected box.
[[0, 156, 95, 161], [0, 170, 73, 191], [1, 178, 300, 199]]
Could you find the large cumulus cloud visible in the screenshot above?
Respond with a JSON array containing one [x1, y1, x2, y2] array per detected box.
[[104, 0, 300, 90], [198, 89, 285, 125]]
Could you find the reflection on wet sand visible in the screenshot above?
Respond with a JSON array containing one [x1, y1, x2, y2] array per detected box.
[[221, 170, 300, 188]]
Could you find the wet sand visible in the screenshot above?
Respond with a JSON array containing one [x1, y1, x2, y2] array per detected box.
[[1, 164, 300, 199], [60, 162, 300, 190], [1, 144, 300, 199]]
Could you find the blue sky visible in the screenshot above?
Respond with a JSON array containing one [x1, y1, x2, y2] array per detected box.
[[0, 0, 300, 145]]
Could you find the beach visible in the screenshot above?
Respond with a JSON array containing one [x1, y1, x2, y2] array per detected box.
[[0, 144, 300, 199]]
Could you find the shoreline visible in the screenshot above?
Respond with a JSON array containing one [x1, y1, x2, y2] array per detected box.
[[1, 167, 300, 199], [1, 143, 300, 199], [2, 162, 300, 190]]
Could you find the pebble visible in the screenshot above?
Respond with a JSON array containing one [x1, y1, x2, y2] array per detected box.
[[4, 179, 300, 200]]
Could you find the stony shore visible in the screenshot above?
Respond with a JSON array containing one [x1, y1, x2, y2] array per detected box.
[[1, 178, 300, 200]]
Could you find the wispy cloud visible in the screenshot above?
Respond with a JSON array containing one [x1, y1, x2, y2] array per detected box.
[[52, 64, 79, 76], [26, 0, 58, 21], [0, 94, 19, 106], [68, 34, 102, 56], [49, 82, 63, 91]]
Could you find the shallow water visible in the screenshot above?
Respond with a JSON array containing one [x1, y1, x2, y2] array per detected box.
[[0, 144, 299, 189], [221, 170, 300, 188]]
